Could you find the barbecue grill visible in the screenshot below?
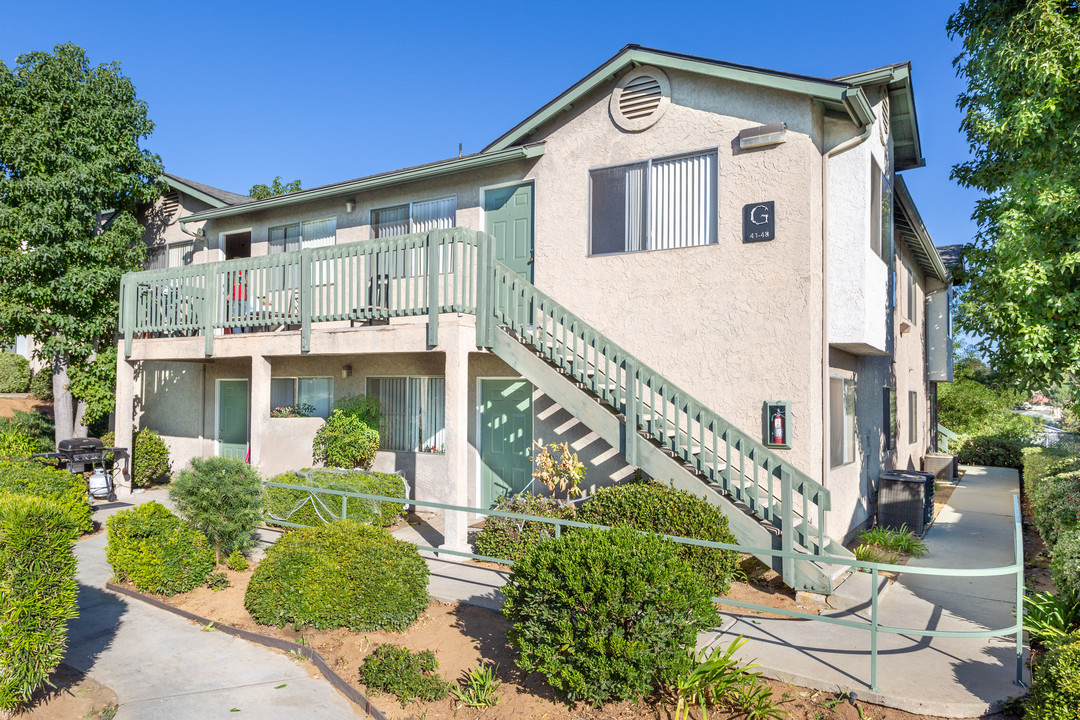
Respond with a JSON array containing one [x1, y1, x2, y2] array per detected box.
[[32, 437, 128, 501]]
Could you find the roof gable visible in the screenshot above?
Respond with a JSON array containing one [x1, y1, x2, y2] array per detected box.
[[834, 63, 924, 171], [162, 173, 254, 208]]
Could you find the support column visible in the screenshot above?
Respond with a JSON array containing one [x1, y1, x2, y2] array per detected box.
[[249, 355, 271, 469], [113, 340, 135, 495], [440, 318, 472, 559]]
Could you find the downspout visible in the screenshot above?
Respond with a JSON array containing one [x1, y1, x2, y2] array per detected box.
[[820, 117, 874, 537]]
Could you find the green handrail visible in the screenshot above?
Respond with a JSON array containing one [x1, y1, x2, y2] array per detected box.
[[261, 479, 1025, 693], [938, 423, 959, 453]]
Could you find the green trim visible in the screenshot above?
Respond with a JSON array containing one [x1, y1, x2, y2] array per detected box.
[[894, 175, 948, 282], [835, 63, 924, 171], [485, 46, 875, 153], [161, 175, 230, 209], [178, 144, 545, 226]]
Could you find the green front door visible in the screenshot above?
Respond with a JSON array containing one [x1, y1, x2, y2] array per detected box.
[[480, 378, 533, 508], [484, 183, 533, 281], [218, 379, 249, 461]]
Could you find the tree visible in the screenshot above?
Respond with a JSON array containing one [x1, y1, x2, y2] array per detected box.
[[0, 44, 163, 444], [947, 2, 1080, 391], [248, 176, 302, 199]]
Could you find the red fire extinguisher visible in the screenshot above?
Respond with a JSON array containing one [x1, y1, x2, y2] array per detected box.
[[771, 409, 785, 444]]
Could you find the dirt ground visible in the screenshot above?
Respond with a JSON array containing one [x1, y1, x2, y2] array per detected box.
[[142, 565, 1008, 720], [10, 664, 117, 719], [0, 394, 51, 419]]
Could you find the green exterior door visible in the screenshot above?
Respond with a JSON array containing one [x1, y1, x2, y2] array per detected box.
[[480, 379, 533, 508], [218, 379, 249, 461], [484, 183, 533, 281]]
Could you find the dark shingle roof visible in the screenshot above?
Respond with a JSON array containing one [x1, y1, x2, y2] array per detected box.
[[936, 244, 964, 269], [163, 173, 254, 206]]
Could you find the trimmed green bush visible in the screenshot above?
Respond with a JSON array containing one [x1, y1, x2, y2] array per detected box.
[[245, 520, 428, 631], [0, 351, 30, 393], [1052, 530, 1080, 601], [0, 426, 38, 460], [103, 429, 171, 487], [1033, 470, 1080, 549], [1026, 633, 1080, 720], [0, 493, 79, 711], [264, 468, 406, 528], [225, 549, 249, 572], [503, 526, 719, 705], [359, 645, 451, 708], [170, 457, 264, 562], [474, 492, 576, 562], [105, 501, 215, 595], [1023, 446, 1080, 490], [332, 393, 380, 427], [312, 409, 380, 469], [0, 460, 93, 535], [577, 481, 740, 595], [955, 435, 1025, 470], [0, 409, 55, 455], [29, 368, 52, 402]]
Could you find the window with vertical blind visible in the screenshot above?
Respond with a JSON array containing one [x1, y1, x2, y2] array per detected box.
[[883, 386, 897, 451], [908, 390, 918, 444], [366, 376, 446, 452], [589, 150, 717, 255], [269, 376, 333, 418], [370, 197, 457, 276], [143, 241, 193, 270], [268, 218, 337, 286]]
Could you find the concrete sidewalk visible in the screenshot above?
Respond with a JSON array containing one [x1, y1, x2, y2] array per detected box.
[[66, 491, 360, 720]]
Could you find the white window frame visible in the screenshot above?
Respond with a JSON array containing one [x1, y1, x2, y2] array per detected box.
[[366, 375, 446, 453], [145, 240, 194, 270], [905, 261, 917, 323], [269, 376, 334, 418], [268, 217, 337, 253], [370, 196, 457, 239], [588, 148, 718, 256], [830, 376, 856, 468]]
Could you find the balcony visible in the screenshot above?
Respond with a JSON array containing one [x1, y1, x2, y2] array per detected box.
[[119, 229, 485, 357]]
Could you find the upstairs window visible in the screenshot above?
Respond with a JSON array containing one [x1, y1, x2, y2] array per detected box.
[[367, 376, 446, 453], [144, 241, 194, 270], [268, 217, 337, 253], [905, 261, 917, 323], [371, 197, 456, 238], [870, 157, 893, 263], [908, 390, 918, 444], [590, 150, 717, 256]]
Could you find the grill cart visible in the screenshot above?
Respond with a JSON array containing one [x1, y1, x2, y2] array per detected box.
[[32, 438, 129, 502]]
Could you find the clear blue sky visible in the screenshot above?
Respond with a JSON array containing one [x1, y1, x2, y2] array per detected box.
[[1, 0, 978, 250]]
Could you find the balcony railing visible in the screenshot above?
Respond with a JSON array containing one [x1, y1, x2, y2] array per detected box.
[[119, 229, 482, 355]]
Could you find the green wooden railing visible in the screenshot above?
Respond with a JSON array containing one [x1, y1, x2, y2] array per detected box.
[[938, 423, 959, 453], [486, 261, 831, 561], [119, 229, 480, 356]]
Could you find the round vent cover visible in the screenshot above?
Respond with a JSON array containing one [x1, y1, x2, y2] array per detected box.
[[610, 66, 670, 132]]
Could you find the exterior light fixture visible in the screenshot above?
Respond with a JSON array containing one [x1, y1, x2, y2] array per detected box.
[[738, 122, 787, 150], [341, 364, 352, 379], [345, 199, 356, 213]]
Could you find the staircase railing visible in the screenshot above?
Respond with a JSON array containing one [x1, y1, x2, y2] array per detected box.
[[937, 423, 959, 453], [485, 260, 831, 560]]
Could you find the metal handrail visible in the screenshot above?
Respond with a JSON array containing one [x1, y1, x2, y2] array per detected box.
[[261, 480, 1025, 693]]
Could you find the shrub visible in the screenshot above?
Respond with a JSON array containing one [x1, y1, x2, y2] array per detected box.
[[29, 368, 52, 402], [0, 460, 93, 535], [312, 410, 379, 469], [0, 409, 55, 455], [102, 429, 171, 488], [474, 492, 576, 562], [359, 645, 451, 707], [0, 493, 79, 711], [207, 571, 230, 591], [225, 549, 249, 572], [503, 526, 719, 705], [0, 352, 30, 393], [0, 426, 38, 460], [1032, 471, 1080, 549], [332, 393, 380, 427], [105, 501, 215, 595], [1024, 590, 1080, 648], [578, 481, 740, 596], [1052, 530, 1080, 601], [245, 521, 428, 631], [1023, 446, 1080, 490], [955, 435, 1025, 470], [170, 457, 263, 562], [1026, 633, 1080, 720], [264, 469, 406, 528]]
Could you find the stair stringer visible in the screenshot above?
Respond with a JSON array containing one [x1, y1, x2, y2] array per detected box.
[[491, 329, 842, 594]]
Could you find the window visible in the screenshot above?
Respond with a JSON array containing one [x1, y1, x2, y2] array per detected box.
[[870, 157, 893, 263], [883, 386, 897, 451], [830, 377, 856, 468], [905, 262, 917, 323], [908, 391, 918, 444], [144, 241, 194, 270], [270, 377, 333, 418], [371, 197, 456, 238], [367, 377, 445, 452], [268, 218, 337, 285], [589, 150, 717, 255]]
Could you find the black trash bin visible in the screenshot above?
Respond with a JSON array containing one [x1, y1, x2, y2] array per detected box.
[[878, 470, 935, 535]]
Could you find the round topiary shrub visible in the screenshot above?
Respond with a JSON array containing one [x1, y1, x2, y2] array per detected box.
[[102, 429, 171, 488], [245, 520, 428, 631], [1026, 633, 1080, 720], [0, 352, 30, 394], [105, 501, 215, 595], [170, 457, 264, 562], [503, 525, 719, 705], [1051, 529, 1080, 601], [577, 481, 740, 595], [264, 468, 406, 529], [29, 368, 52, 402], [474, 492, 576, 562], [0, 460, 93, 535], [312, 410, 379, 469], [1033, 471, 1080, 549]]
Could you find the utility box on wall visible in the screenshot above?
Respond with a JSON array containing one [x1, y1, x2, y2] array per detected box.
[[763, 401, 791, 449]]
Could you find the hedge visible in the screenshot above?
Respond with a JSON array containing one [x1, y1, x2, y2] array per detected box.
[[0, 352, 30, 393], [105, 501, 215, 595], [29, 368, 52, 402], [0, 409, 55, 457], [0, 493, 79, 711], [474, 492, 576, 562], [0, 460, 93, 535], [245, 521, 428, 632], [264, 468, 406, 528], [1023, 446, 1080, 491], [102, 429, 171, 488], [1052, 530, 1080, 602], [1026, 633, 1080, 720], [955, 435, 1025, 470], [1032, 470, 1080, 550]]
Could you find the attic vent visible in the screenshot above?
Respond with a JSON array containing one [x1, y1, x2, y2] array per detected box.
[[161, 190, 180, 221], [879, 93, 891, 143], [610, 66, 670, 132]]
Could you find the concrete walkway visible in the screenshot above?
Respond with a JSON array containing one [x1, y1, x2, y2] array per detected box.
[[66, 492, 360, 720]]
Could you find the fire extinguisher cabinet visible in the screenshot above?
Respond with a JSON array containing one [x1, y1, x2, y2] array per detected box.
[[763, 401, 791, 449]]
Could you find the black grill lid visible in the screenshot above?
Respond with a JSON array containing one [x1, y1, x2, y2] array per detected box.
[[57, 437, 104, 453]]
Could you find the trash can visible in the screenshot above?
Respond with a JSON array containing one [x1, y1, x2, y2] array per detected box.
[[878, 470, 935, 535]]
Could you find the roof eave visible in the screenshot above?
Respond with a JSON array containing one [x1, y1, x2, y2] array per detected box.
[[179, 143, 546, 225], [895, 175, 948, 282], [836, 63, 924, 171], [161, 175, 231, 209]]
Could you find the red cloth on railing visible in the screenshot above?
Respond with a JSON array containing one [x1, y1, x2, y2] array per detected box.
[[232, 271, 247, 300]]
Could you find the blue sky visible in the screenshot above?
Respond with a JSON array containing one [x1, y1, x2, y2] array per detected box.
[[2, 0, 978, 250]]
